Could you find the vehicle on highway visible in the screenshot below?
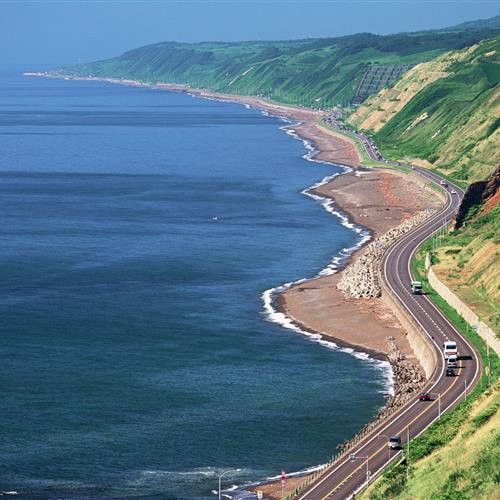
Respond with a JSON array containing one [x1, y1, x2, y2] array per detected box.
[[451, 189, 457, 194], [447, 355, 458, 368], [419, 392, 431, 401], [411, 280, 423, 294], [443, 340, 458, 359], [388, 436, 401, 449], [446, 367, 456, 377], [440, 180, 449, 187]]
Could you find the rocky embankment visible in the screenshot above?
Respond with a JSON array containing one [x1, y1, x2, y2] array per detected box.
[[329, 211, 430, 454], [335, 337, 425, 455], [337, 209, 434, 298]]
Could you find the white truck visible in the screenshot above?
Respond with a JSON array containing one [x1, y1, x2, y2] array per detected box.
[[411, 280, 423, 294], [443, 341, 458, 360]]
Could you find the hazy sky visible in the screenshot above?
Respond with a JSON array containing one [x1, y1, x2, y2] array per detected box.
[[2, 0, 499, 66]]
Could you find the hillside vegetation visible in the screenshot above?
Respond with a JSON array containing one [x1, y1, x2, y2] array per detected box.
[[363, 381, 500, 499], [348, 36, 500, 183], [433, 167, 500, 334], [66, 22, 500, 109]]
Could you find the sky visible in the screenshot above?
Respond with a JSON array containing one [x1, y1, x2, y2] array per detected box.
[[1, 0, 499, 66]]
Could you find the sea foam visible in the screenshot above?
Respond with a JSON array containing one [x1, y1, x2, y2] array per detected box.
[[186, 93, 394, 393], [261, 120, 393, 394]]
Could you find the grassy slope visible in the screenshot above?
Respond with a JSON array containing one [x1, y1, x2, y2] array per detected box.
[[361, 238, 500, 499], [347, 44, 473, 132], [433, 204, 500, 334], [67, 27, 499, 109], [363, 382, 500, 499], [403, 387, 499, 499], [348, 36, 500, 183], [344, 28, 500, 500]]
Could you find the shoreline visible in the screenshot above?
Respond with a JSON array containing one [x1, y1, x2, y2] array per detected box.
[[26, 72, 439, 499], [44, 75, 388, 360]]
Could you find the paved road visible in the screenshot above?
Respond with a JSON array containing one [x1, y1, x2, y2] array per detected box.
[[296, 142, 481, 499]]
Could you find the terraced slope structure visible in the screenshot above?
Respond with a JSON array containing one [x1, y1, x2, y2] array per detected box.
[[348, 36, 500, 183], [352, 63, 415, 104], [63, 21, 500, 109]]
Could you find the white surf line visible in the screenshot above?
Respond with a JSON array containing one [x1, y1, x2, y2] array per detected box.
[[261, 118, 394, 393]]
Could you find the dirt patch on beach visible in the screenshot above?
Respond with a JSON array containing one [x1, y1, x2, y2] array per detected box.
[[189, 85, 443, 360], [280, 168, 441, 361]]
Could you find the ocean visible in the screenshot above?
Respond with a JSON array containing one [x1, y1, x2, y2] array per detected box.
[[0, 68, 389, 499]]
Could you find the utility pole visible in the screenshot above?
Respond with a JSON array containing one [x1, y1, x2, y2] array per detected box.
[[406, 427, 410, 482], [431, 393, 441, 419]]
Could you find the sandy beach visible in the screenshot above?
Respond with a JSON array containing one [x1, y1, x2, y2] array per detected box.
[[188, 84, 442, 361], [28, 73, 444, 498], [185, 84, 444, 498], [204, 89, 442, 360], [184, 85, 444, 499], [280, 168, 442, 361]]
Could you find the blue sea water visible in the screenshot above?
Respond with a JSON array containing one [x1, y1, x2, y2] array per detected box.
[[0, 69, 388, 499]]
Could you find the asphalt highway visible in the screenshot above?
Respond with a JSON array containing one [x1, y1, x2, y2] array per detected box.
[[296, 143, 481, 499]]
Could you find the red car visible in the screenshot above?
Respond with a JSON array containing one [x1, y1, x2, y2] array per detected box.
[[419, 392, 431, 401]]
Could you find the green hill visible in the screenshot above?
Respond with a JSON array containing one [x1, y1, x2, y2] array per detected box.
[[363, 381, 500, 499], [348, 36, 500, 183], [62, 21, 500, 109], [433, 166, 500, 334], [442, 13, 500, 31]]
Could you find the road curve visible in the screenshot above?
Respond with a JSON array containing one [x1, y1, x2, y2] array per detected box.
[[296, 162, 481, 499]]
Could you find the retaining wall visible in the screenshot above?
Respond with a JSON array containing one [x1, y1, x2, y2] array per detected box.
[[426, 254, 500, 357], [379, 271, 437, 379]]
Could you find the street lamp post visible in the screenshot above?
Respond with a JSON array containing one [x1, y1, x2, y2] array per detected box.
[[429, 392, 441, 419], [349, 453, 370, 483], [218, 469, 241, 500]]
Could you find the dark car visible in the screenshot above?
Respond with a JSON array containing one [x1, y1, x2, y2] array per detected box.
[[419, 392, 431, 401], [388, 435, 401, 449], [446, 367, 456, 377]]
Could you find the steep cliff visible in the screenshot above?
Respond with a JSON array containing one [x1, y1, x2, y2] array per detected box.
[[455, 165, 500, 228]]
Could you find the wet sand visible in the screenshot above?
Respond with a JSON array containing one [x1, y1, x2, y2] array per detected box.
[[280, 168, 442, 361]]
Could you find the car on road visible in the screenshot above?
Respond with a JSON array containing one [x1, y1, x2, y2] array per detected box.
[[451, 189, 457, 194], [447, 355, 458, 368], [446, 367, 456, 377], [388, 435, 401, 449], [419, 392, 431, 401]]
